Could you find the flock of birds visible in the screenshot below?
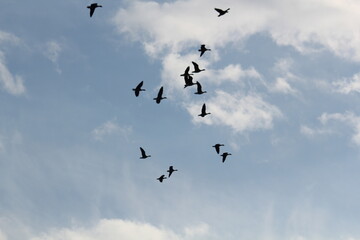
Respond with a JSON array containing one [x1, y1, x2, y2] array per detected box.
[[87, 3, 232, 182]]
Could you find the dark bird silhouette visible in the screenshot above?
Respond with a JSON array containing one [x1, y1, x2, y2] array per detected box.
[[180, 66, 193, 77], [184, 75, 196, 88], [87, 3, 102, 17], [192, 61, 205, 73], [153, 86, 167, 104], [167, 166, 178, 177], [139, 147, 151, 159], [198, 44, 211, 57], [132, 81, 145, 97], [157, 175, 167, 182], [221, 152, 232, 162], [212, 144, 224, 154], [198, 103, 211, 117], [194, 81, 207, 95], [214, 8, 230, 17]]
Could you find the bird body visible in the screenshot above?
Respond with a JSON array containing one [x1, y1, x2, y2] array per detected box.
[[212, 144, 224, 154], [157, 175, 167, 182], [194, 81, 207, 95], [139, 147, 151, 159], [215, 8, 230, 17], [198, 103, 211, 117], [184, 75, 196, 88], [132, 81, 145, 97], [221, 152, 232, 162], [153, 86, 167, 104], [87, 3, 102, 17], [192, 61, 205, 73], [199, 44, 211, 57], [167, 166, 178, 177]]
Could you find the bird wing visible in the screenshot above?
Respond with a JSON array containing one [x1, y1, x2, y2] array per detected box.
[[215, 145, 220, 154], [201, 103, 206, 114], [140, 147, 146, 157], [137, 81, 143, 89], [89, 6, 95, 17], [214, 8, 223, 13], [158, 87, 164, 98], [192, 61, 200, 71], [196, 81, 202, 92], [200, 50, 205, 57]]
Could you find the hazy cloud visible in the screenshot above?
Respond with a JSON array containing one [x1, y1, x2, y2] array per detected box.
[[92, 120, 132, 141], [333, 73, 360, 94], [44, 41, 62, 73]]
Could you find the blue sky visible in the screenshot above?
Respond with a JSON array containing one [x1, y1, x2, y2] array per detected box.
[[1, 0, 360, 239]]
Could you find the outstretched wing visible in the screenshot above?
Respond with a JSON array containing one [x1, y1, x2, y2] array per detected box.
[[158, 86, 164, 98], [214, 8, 223, 14], [89, 6, 95, 17], [201, 103, 206, 114], [196, 81, 202, 92], [140, 147, 146, 157], [215, 145, 220, 154]]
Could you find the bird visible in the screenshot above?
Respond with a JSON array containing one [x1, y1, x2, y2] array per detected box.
[[212, 144, 224, 154], [198, 103, 211, 117], [184, 75, 196, 88], [194, 81, 207, 95], [180, 66, 193, 77], [132, 81, 145, 97], [192, 61, 205, 73], [221, 152, 232, 162], [198, 44, 211, 57], [167, 166, 178, 177], [157, 175, 167, 182], [153, 86, 167, 104], [214, 8, 230, 17], [87, 3, 102, 17], [139, 147, 151, 159]]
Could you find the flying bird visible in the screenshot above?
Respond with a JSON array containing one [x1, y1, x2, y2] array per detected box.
[[221, 152, 232, 163], [157, 175, 167, 182], [87, 3, 102, 17], [212, 144, 224, 154], [198, 103, 211, 117], [132, 81, 145, 97], [184, 75, 196, 88], [194, 81, 207, 95], [167, 166, 178, 177], [214, 8, 230, 17], [153, 86, 167, 104], [198, 44, 211, 57], [192, 61, 205, 73], [180, 66, 193, 77], [139, 147, 151, 159]]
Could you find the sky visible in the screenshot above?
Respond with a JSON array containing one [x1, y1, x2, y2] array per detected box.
[[1, 0, 360, 239]]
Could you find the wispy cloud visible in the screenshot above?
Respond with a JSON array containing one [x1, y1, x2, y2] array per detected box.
[[44, 40, 62, 74], [92, 120, 132, 141], [333, 73, 360, 94], [0, 51, 26, 95]]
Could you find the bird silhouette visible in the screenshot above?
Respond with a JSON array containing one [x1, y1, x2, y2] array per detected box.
[[221, 152, 232, 162], [184, 75, 196, 88], [87, 3, 102, 17], [192, 61, 205, 73], [153, 86, 167, 104], [198, 44, 211, 57], [198, 103, 211, 117], [212, 144, 224, 154], [180, 66, 193, 77], [139, 147, 151, 159], [157, 175, 167, 182], [214, 8, 230, 17], [132, 81, 145, 97], [167, 166, 178, 177], [194, 81, 207, 95]]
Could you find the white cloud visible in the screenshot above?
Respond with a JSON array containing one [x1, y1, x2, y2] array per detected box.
[[30, 219, 210, 240], [44, 41, 62, 73], [0, 51, 25, 95], [113, 0, 360, 61], [92, 120, 132, 141], [186, 91, 282, 132], [0, 31, 20, 45], [300, 125, 333, 137], [0, 229, 7, 240], [333, 73, 360, 94]]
